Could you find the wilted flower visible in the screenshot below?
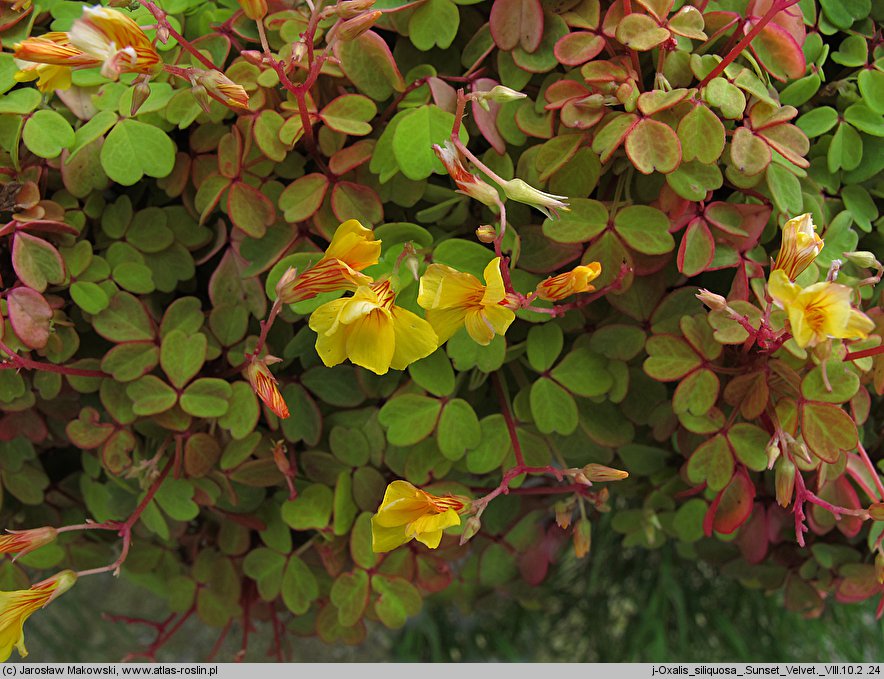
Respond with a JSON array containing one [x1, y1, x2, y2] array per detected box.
[[0, 570, 77, 662], [432, 141, 500, 208], [500, 177, 569, 219], [309, 280, 438, 375], [418, 257, 515, 346], [771, 213, 823, 281], [238, 0, 267, 20], [245, 355, 289, 419], [371, 480, 467, 552], [768, 269, 875, 348], [573, 518, 592, 558], [0, 527, 57, 561], [534, 263, 602, 302], [277, 220, 381, 304], [191, 68, 250, 110]]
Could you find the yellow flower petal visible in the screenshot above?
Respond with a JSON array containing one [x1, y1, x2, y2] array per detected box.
[[370, 519, 410, 552], [845, 309, 875, 339], [464, 308, 495, 345], [324, 219, 381, 270], [483, 303, 515, 336], [345, 310, 395, 375], [768, 269, 799, 307], [424, 307, 469, 344], [389, 307, 438, 371], [418, 263, 483, 310], [480, 257, 506, 305]]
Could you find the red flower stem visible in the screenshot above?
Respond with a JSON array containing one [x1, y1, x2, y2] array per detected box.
[[845, 345, 884, 362], [472, 464, 566, 514], [697, 0, 801, 89], [75, 454, 175, 578], [493, 371, 525, 467], [857, 441, 884, 500], [509, 483, 591, 496], [252, 298, 283, 358], [207, 619, 233, 662], [140, 0, 217, 71], [0, 340, 108, 378]]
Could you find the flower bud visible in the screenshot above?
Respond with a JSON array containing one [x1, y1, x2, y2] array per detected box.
[[191, 84, 211, 114], [775, 457, 795, 508], [271, 440, 292, 477], [274, 267, 298, 301], [335, 10, 382, 41], [869, 503, 884, 521], [500, 178, 569, 220], [481, 85, 527, 104], [241, 50, 264, 65], [534, 263, 602, 302], [459, 516, 481, 545], [555, 499, 574, 529], [156, 23, 170, 44], [335, 0, 377, 18], [130, 80, 150, 116], [582, 464, 629, 483], [476, 225, 497, 243], [238, 0, 268, 21], [42, 569, 78, 603], [844, 251, 880, 270], [0, 526, 58, 561], [573, 518, 591, 558], [696, 288, 728, 312], [787, 438, 812, 464], [246, 355, 290, 419], [876, 552, 884, 585], [766, 441, 780, 469]]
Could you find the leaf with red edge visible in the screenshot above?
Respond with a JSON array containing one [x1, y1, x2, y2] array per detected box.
[[811, 475, 863, 539], [334, 31, 406, 102], [706, 469, 755, 535], [320, 95, 378, 137], [756, 123, 811, 169], [544, 80, 590, 110], [678, 103, 725, 164], [800, 401, 857, 464], [12, 232, 65, 292], [331, 182, 383, 226], [616, 13, 670, 51], [227, 182, 275, 238], [553, 31, 606, 66], [329, 140, 375, 176], [749, 20, 806, 82], [735, 503, 768, 565], [635, 0, 673, 21], [729, 127, 771, 176], [279, 173, 329, 223], [624, 118, 682, 174], [667, 6, 707, 39], [7, 287, 52, 349], [836, 564, 881, 604], [677, 217, 715, 276], [591, 112, 638, 163], [490, 0, 544, 52], [470, 78, 506, 154]]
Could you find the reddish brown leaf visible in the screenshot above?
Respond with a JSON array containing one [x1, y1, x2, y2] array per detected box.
[[7, 287, 52, 349], [490, 0, 544, 52]]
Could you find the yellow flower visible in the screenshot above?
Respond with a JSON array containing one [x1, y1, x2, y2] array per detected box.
[[0, 527, 57, 561], [277, 220, 382, 304], [14, 7, 161, 82], [308, 279, 438, 375], [245, 356, 289, 419], [0, 570, 77, 662], [768, 269, 875, 348], [771, 213, 824, 281], [534, 262, 602, 302], [417, 257, 515, 346], [13, 32, 98, 90], [371, 481, 466, 552], [14, 62, 73, 92]]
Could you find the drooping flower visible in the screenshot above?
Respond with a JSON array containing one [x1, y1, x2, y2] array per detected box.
[[0, 527, 57, 561], [14, 7, 161, 82], [771, 213, 824, 281], [308, 279, 438, 375], [432, 141, 500, 208], [499, 177, 569, 219], [0, 570, 77, 662], [371, 480, 467, 552], [768, 269, 875, 348], [245, 356, 289, 419], [277, 220, 381, 304], [417, 257, 515, 346], [13, 32, 98, 91], [534, 262, 602, 302]]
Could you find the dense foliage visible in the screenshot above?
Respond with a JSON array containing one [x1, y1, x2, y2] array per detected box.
[[0, 0, 883, 660]]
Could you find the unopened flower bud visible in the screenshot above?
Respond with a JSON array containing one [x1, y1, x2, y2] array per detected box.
[[582, 464, 629, 483], [238, 0, 268, 21], [766, 441, 780, 469], [0, 526, 58, 561], [459, 516, 481, 545], [42, 569, 78, 603], [787, 438, 812, 464], [156, 23, 170, 45], [274, 267, 298, 301], [844, 251, 880, 269], [191, 84, 211, 114], [246, 355, 290, 419], [775, 457, 795, 508], [130, 80, 150, 116], [869, 503, 884, 521], [335, 10, 382, 41], [876, 552, 884, 585], [335, 0, 376, 18], [482, 85, 527, 104], [241, 50, 264, 65], [500, 178, 569, 220], [271, 440, 292, 477], [696, 288, 728, 312], [573, 518, 591, 558], [476, 225, 497, 243], [555, 499, 574, 529]]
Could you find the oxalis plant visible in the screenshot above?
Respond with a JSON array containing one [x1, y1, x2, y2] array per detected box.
[[0, 0, 881, 661]]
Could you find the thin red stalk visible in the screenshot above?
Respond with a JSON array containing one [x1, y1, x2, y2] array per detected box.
[[141, 0, 217, 71], [509, 483, 591, 496], [493, 372, 525, 467], [857, 441, 884, 500], [845, 345, 884, 362], [207, 619, 233, 662], [0, 340, 108, 378], [697, 0, 801, 89]]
